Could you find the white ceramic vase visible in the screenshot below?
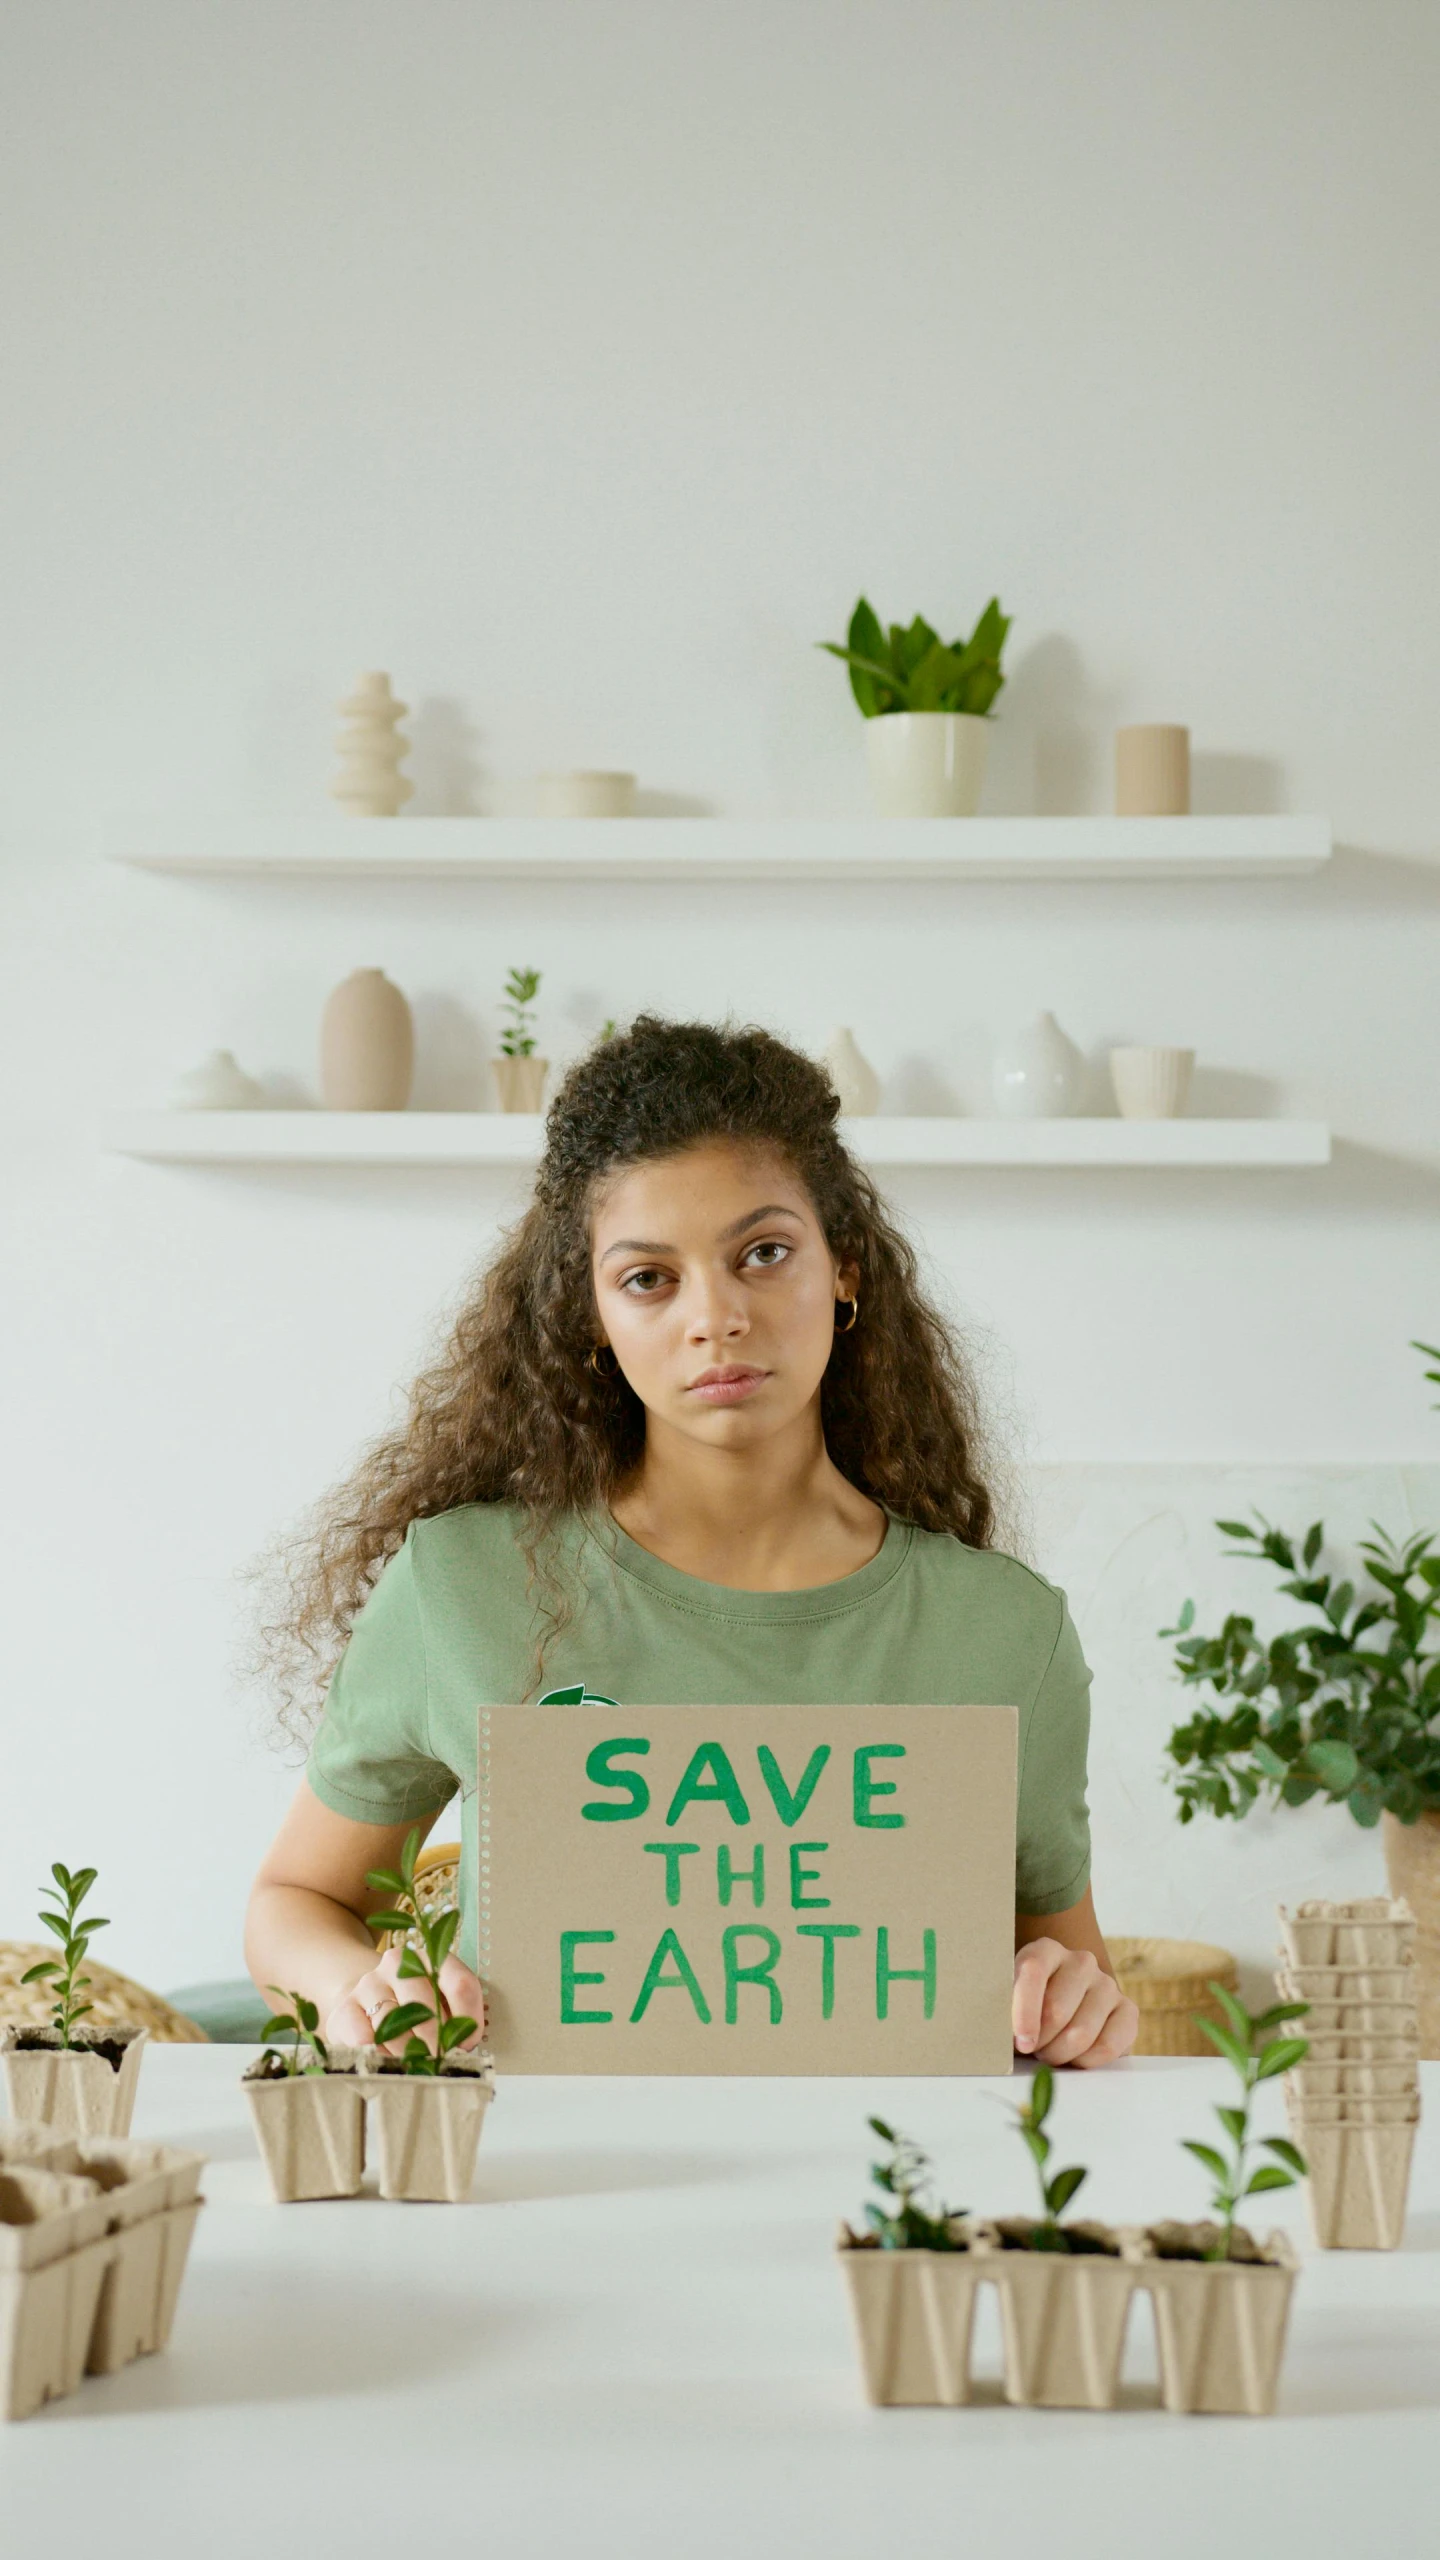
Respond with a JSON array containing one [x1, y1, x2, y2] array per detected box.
[[1115, 724, 1190, 816], [171, 1050, 265, 1110], [821, 1027, 880, 1115], [993, 1013, 1086, 1118], [865, 712, 989, 817], [532, 771, 636, 818], [331, 672, 413, 817], [1109, 1046, 1195, 1119]]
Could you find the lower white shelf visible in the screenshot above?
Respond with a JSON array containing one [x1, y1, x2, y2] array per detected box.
[[102, 1113, 1332, 1169]]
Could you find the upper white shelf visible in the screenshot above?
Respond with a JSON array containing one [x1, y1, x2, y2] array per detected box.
[[103, 1113, 1332, 1169], [103, 814, 1331, 882]]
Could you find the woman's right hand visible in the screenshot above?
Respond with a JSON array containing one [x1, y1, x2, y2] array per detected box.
[[324, 1941, 487, 2054]]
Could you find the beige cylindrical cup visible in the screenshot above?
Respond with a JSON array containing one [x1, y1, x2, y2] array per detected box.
[[532, 770, 636, 818], [1109, 1046, 1195, 1119], [1116, 724, 1190, 816]]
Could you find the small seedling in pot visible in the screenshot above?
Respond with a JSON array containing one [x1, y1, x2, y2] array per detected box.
[[860, 2116, 967, 2250], [1183, 1983, 1310, 2261], [499, 966, 542, 1057], [261, 1989, 330, 2078], [365, 1827, 478, 2077], [20, 1863, 108, 2045], [1008, 2066, 1089, 2252]]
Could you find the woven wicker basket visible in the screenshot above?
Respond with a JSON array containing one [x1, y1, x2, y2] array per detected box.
[[1109, 1937, 1240, 2057], [377, 1842, 460, 1952], [0, 1943, 208, 2044]]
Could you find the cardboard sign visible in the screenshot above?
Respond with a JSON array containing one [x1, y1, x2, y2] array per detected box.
[[478, 1704, 1016, 2075]]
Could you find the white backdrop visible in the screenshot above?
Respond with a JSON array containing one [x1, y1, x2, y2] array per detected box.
[[1, 2, 1436, 1990]]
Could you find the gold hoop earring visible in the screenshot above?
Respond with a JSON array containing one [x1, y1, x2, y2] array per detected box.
[[835, 1295, 859, 1333], [587, 1342, 619, 1377]]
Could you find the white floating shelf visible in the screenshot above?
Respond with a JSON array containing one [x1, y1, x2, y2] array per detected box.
[[103, 814, 1331, 882], [103, 1113, 1333, 1169]]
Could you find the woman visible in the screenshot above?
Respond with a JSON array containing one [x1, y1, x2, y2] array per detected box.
[[247, 1017, 1137, 2070]]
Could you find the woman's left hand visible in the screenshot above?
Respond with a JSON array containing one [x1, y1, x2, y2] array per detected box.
[[1012, 1938, 1138, 2068]]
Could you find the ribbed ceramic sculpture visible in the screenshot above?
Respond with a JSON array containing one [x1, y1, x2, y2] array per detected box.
[[332, 672, 413, 816]]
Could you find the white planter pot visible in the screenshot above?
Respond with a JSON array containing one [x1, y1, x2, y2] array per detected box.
[[865, 713, 989, 817], [492, 1055, 548, 1113], [820, 1028, 880, 1115], [1109, 1046, 1194, 1120]]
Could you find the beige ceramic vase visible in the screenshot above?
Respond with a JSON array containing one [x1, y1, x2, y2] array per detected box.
[[320, 970, 414, 1111]]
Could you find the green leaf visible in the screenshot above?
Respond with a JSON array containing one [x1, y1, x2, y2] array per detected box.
[[396, 1946, 427, 1981], [439, 2014, 478, 2053], [19, 1961, 58, 1984], [1216, 2106, 1247, 2144], [1255, 2037, 1309, 2080], [907, 640, 966, 712], [1194, 2017, 1247, 2069], [260, 2014, 296, 2040], [39, 1910, 71, 1942], [364, 1869, 408, 1897], [372, 2001, 432, 2045], [428, 1908, 460, 1969], [1262, 2137, 1307, 2173], [296, 1995, 320, 2033], [1210, 1982, 1251, 2040], [1252, 2002, 1310, 2029], [1029, 2065, 1054, 2127], [365, 1909, 413, 1936], [1244, 2165, 1297, 2194], [1216, 1519, 1256, 1542], [1304, 1739, 1360, 1794], [1046, 2164, 1087, 2217], [867, 2116, 896, 2143], [1303, 1522, 1324, 1567], [1182, 2140, 1230, 2181]]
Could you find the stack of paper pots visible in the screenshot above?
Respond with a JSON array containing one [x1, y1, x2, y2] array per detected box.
[[1277, 1896, 1421, 2248], [0, 2126, 205, 2420]]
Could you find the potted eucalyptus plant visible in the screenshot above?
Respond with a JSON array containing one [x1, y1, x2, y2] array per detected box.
[[242, 1990, 366, 2203], [836, 2118, 988, 2406], [359, 1827, 493, 2202], [1, 1865, 148, 2139], [819, 595, 1010, 816], [1160, 1339, 1440, 2053]]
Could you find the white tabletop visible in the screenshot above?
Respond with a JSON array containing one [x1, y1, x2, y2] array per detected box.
[[2, 2048, 1435, 2558]]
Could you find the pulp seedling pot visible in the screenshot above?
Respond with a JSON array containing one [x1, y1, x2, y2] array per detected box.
[[1295, 2119, 1418, 2248], [0, 2024, 149, 2139], [69, 2139, 206, 2374], [1285, 2090, 1420, 2128], [1289, 2059, 1418, 2101], [1280, 1963, 1417, 2007], [243, 2051, 367, 2201], [358, 2053, 493, 2202], [1141, 2225, 1299, 2416], [838, 2223, 990, 2405], [1278, 1898, 1416, 1971], [1302, 2027, 1419, 2066], [990, 2221, 1142, 2409], [0, 2167, 115, 2422]]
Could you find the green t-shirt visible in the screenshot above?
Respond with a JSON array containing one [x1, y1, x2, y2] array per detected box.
[[306, 1503, 1093, 1969]]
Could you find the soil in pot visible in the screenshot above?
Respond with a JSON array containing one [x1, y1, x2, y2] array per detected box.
[[358, 2052, 493, 2202], [989, 2220, 1141, 2408], [1141, 2224, 1298, 2415], [838, 2222, 986, 2406], [0, 2024, 148, 2139], [243, 2049, 366, 2202]]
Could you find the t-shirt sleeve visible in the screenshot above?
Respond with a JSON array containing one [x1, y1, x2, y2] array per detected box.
[[1013, 1588, 1093, 1915], [305, 1526, 457, 1825]]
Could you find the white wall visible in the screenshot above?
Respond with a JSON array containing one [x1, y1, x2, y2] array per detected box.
[[2, 2, 1437, 1991]]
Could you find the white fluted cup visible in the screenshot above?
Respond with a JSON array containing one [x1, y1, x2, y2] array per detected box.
[[1109, 1046, 1194, 1120]]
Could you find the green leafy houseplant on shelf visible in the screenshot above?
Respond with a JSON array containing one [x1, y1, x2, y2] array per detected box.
[[1179, 1987, 1310, 2262], [365, 1826, 479, 2076], [820, 596, 1011, 719], [499, 965, 542, 1058], [1162, 1342, 1440, 1831]]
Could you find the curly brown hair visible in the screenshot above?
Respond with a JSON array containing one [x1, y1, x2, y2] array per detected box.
[[260, 1015, 997, 1734]]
